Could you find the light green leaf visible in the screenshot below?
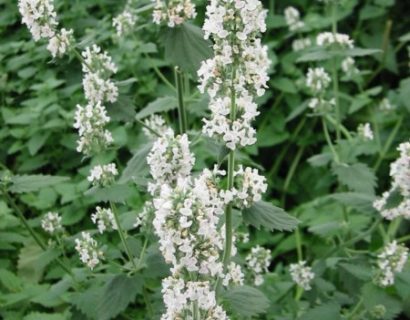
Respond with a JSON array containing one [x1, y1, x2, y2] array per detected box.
[[242, 201, 299, 232], [299, 303, 341, 320], [23, 312, 66, 320], [9, 175, 69, 194], [164, 22, 213, 75], [223, 285, 270, 318], [119, 143, 153, 183], [362, 283, 402, 320], [330, 192, 376, 214], [86, 184, 134, 203]]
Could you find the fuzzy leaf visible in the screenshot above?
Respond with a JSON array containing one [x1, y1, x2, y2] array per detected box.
[[86, 184, 134, 203], [362, 283, 402, 320], [330, 192, 376, 214], [120, 143, 153, 183], [243, 201, 299, 231], [9, 175, 69, 194], [23, 313, 66, 320], [223, 285, 270, 318], [332, 163, 376, 195], [97, 274, 143, 320]]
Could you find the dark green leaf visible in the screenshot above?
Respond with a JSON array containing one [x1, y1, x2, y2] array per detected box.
[[299, 303, 341, 320], [135, 96, 177, 120], [85, 184, 134, 203], [332, 163, 376, 195], [330, 192, 376, 214], [120, 142, 153, 183], [9, 175, 69, 194]]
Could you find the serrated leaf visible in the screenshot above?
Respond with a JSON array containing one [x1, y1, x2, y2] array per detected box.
[[223, 285, 270, 318], [71, 285, 103, 319], [332, 163, 376, 195], [299, 303, 341, 320], [97, 274, 143, 320], [383, 188, 404, 210], [135, 96, 177, 120], [243, 201, 299, 231], [330, 192, 376, 214], [120, 143, 152, 183], [339, 263, 372, 281], [164, 22, 213, 75], [9, 175, 69, 194]]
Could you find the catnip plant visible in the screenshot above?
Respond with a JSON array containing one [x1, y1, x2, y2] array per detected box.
[[1, 0, 409, 319]]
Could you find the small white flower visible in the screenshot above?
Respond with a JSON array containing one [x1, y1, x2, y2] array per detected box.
[[379, 98, 395, 111], [91, 206, 117, 233], [246, 245, 271, 286], [316, 31, 354, 49], [113, 10, 136, 36], [292, 38, 311, 51], [306, 67, 331, 94], [284, 7, 304, 31], [41, 211, 63, 234], [375, 241, 408, 287], [142, 114, 169, 138], [289, 260, 315, 291], [152, 0, 197, 27], [357, 123, 374, 141], [74, 232, 103, 269], [341, 57, 359, 77], [88, 163, 118, 187], [47, 28, 74, 58]]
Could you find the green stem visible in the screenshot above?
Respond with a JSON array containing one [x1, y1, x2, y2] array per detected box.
[[322, 118, 340, 163], [175, 67, 188, 134], [223, 151, 235, 269], [295, 228, 303, 261], [387, 218, 402, 241], [137, 236, 149, 269], [325, 114, 352, 141], [373, 116, 403, 171], [110, 202, 137, 271], [348, 297, 364, 320], [281, 145, 305, 207], [144, 53, 175, 91]]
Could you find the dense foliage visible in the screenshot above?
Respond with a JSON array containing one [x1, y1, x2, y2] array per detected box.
[[0, 0, 410, 319]]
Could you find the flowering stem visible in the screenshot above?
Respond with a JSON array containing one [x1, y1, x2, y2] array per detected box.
[[175, 67, 188, 134], [324, 114, 352, 141], [2, 188, 75, 279], [331, 1, 341, 142], [321, 118, 340, 163], [110, 201, 138, 271]]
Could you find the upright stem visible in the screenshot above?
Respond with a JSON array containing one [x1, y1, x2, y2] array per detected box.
[[322, 118, 340, 163], [331, 1, 341, 142], [175, 67, 188, 134], [110, 202, 138, 271], [223, 66, 237, 269]]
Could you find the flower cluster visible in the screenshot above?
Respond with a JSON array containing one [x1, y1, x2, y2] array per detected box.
[[246, 245, 271, 286], [292, 38, 311, 52], [198, 0, 270, 150], [161, 278, 228, 320], [357, 123, 374, 141], [374, 241, 408, 287], [284, 7, 304, 31], [289, 260, 315, 291], [222, 262, 245, 286], [373, 141, 410, 220], [316, 31, 354, 49], [87, 163, 118, 187], [341, 57, 359, 78], [73, 102, 113, 154], [152, 0, 197, 27], [221, 166, 267, 208], [18, 0, 74, 57], [41, 211, 63, 234], [113, 10, 137, 36], [379, 98, 395, 111], [146, 129, 195, 194], [306, 67, 334, 111], [74, 232, 104, 269], [91, 207, 117, 234], [142, 114, 169, 138]]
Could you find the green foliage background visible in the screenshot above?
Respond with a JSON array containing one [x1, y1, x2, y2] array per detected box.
[[0, 0, 410, 319]]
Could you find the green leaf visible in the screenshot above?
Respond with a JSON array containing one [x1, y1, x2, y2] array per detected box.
[[299, 303, 341, 320], [332, 163, 376, 195], [242, 201, 299, 232], [297, 49, 332, 62], [135, 96, 177, 120], [9, 175, 69, 194], [362, 283, 402, 320], [86, 184, 134, 203], [97, 274, 143, 320], [330, 192, 376, 214], [0, 269, 22, 292], [119, 142, 153, 183], [345, 48, 382, 57], [164, 22, 213, 75], [339, 263, 372, 281], [223, 285, 270, 318], [23, 312, 66, 320], [271, 77, 297, 93], [382, 188, 404, 210]]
